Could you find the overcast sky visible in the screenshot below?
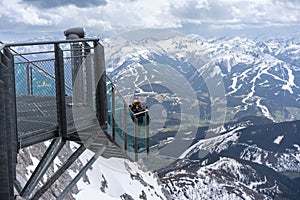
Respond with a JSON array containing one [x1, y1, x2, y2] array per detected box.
[[0, 0, 299, 41]]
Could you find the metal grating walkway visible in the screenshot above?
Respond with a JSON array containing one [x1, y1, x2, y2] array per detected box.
[[17, 95, 127, 159]]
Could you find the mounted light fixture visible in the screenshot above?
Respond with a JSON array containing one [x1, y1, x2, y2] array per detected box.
[[64, 27, 86, 40]]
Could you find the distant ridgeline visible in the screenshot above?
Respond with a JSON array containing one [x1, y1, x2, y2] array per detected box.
[[14, 59, 72, 96]]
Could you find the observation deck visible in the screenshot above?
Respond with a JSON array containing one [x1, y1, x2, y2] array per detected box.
[[0, 37, 150, 199]]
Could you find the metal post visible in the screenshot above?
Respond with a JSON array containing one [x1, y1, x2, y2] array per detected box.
[[146, 113, 150, 155], [94, 42, 107, 126], [54, 43, 67, 139], [85, 53, 93, 106], [4, 48, 18, 185], [26, 63, 32, 95], [0, 79, 10, 199], [111, 86, 115, 141], [0, 48, 17, 199], [124, 103, 127, 152], [71, 43, 82, 88], [83, 42, 91, 106], [134, 118, 139, 161]]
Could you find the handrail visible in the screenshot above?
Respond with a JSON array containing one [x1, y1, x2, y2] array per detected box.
[[3, 38, 99, 48], [106, 76, 150, 160], [3, 38, 150, 161], [1, 40, 100, 94], [106, 75, 149, 121], [132, 109, 149, 116], [106, 76, 133, 114]]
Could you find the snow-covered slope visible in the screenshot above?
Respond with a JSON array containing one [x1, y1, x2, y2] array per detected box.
[[180, 116, 300, 172], [15, 32, 300, 200], [17, 141, 168, 200], [159, 157, 300, 200], [104, 32, 300, 124]]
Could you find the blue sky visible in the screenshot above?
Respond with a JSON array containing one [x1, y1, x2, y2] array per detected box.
[[0, 0, 300, 41]]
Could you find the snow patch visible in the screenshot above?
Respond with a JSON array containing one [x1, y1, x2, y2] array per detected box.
[[179, 126, 244, 159], [74, 147, 166, 200], [273, 135, 284, 145]]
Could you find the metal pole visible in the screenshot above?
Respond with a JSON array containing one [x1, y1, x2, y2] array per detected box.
[[54, 43, 67, 139], [85, 53, 93, 106], [0, 79, 10, 199], [134, 118, 139, 161], [94, 42, 107, 126], [112, 86, 115, 141], [26, 63, 32, 95], [124, 103, 127, 152], [146, 113, 150, 155], [0, 48, 17, 199]]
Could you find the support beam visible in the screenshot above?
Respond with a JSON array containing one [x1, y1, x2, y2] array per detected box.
[[124, 103, 128, 152], [57, 145, 106, 200], [21, 138, 65, 198], [30, 144, 86, 200], [85, 53, 94, 107], [55, 43, 67, 139], [94, 42, 107, 126], [0, 79, 10, 199], [111, 86, 115, 141], [146, 114, 150, 155], [0, 48, 17, 200]]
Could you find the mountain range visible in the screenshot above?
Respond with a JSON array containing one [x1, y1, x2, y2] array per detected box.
[[15, 30, 300, 199], [104, 30, 300, 199]]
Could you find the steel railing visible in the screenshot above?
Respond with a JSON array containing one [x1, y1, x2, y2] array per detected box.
[[3, 38, 150, 160], [106, 77, 150, 161]]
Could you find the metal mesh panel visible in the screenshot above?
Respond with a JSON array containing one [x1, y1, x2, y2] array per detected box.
[[63, 43, 96, 130], [11, 41, 99, 140], [30, 60, 56, 96], [14, 63, 27, 94], [13, 47, 58, 137], [63, 57, 73, 96]]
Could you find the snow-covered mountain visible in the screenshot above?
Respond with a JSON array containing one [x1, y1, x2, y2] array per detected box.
[[102, 30, 300, 199], [180, 116, 300, 172], [155, 119, 300, 200], [104, 31, 300, 124], [15, 30, 300, 199], [159, 156, 300, 200], [17, 141, 168, 200]]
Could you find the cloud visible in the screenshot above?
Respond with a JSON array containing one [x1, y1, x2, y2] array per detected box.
[[21, 0, 107, 9], [1, 0, 300, 41], [169, 0, 300, 28]]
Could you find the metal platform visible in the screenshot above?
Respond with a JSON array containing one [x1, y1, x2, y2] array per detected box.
[[1, 36, 150, 200], [17, 94, 127, 159]]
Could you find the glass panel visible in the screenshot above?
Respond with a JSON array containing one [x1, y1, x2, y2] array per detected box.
[[114, 91, 125, 149], [105, 78, 150, 160], [135, 113, 148, 153], [106, 79, 113, 138], [126, 108, 135, 153]]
